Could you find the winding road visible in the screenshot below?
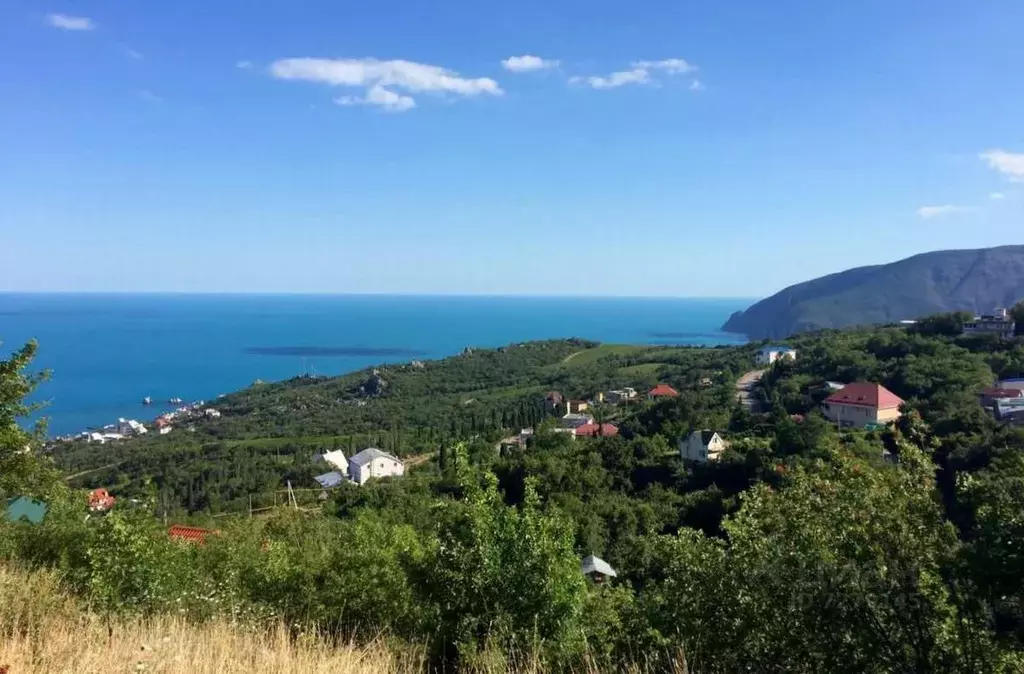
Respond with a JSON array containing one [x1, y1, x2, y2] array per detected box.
[[736, 370, 765, 412]]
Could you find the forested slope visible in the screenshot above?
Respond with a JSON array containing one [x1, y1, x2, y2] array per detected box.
[[723, 245, 1024, 338], [2, 324, 1024, 671]]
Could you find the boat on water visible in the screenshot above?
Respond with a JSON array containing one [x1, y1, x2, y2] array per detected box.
[[142, 396, 152, 405], [168, 397, 183, 404]]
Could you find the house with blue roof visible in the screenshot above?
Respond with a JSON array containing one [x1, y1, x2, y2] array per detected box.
[[756, 345, 797, 366]]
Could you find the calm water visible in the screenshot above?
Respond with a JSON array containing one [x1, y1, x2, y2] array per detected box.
[[0, 294, 751, 436]]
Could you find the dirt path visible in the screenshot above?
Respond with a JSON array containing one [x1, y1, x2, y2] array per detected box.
[[561, 350, 587, 364], [64, 462, 121, 482], [736, 370, 765, 412], [403, 452, 435, 468]]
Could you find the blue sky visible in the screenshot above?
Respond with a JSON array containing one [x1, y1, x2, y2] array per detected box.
[[1, 0, 1022, 297]]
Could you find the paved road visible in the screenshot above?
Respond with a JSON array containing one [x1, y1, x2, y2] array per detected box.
[[736, 370, 766, 411]]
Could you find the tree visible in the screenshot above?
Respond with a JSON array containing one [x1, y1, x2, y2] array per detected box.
[[422, 471, 587, 664], [644, 445, 1010, 672], [1011, 301, 1024, 336], [0, 340, 62, 498]]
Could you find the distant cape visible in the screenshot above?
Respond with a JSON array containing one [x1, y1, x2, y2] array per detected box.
[[722, 245, 1024, 339]]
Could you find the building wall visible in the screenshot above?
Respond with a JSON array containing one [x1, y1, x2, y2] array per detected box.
[[680, 434, 726, 463], [352, 458, 404, 485], [822, 403, 901, 428], [876, 407, 902, 424], [757, 350, 797, 365]]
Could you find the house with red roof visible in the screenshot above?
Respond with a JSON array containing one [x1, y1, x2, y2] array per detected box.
[[87, 488, 115, 513], [648, 384, 679, 400], [981, 387, 1024, 407], [574, 423, 619, 438], [168, 524, 218, 545], [822, 382, 904, 429]]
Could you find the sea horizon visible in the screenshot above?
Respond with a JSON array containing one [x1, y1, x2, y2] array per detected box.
[[1, 293, 754, 436], [1, 290, 759, 301]]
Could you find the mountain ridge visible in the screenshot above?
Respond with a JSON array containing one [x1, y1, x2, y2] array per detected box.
[[722, 245, 1024, 339]]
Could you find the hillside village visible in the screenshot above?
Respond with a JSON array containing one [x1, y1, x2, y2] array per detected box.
[[4, 314, 1024, 671]]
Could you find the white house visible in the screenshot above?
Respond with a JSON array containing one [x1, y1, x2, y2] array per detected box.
[[756, 345, 797, 366], [205, 408, 221, 419], [348, 448, 405, 485], [319, 449, 349, 473], [117, 418, 147, 436], [605, 388, 638, 404], [559, 413, 594, 429], [680, 430, 728, 463]]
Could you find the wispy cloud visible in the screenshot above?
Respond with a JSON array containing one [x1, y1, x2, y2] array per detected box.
[[689, 79, 705, 92], [125, 47, 143, 60], [572, 58, 698, 90], [269, 57, 502, 112], [501, 55, 559, 73], [633, 58, 697, 74], [980, 149, 1024, 182], [236, 60, 253, 70], [138, 89, 163, 104], [577, 67, 651, 89], [45, 13, 95, 31], [990, 192, 1006, 200], [916, 204, 969, 219], [337, 84, 415, 112]]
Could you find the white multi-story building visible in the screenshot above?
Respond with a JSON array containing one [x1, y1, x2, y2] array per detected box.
[[756, 345, 798, 366], [348, 448, 405, 485]]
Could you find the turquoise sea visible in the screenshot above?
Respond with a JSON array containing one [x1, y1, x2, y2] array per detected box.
[[0, 294, 751, 436]]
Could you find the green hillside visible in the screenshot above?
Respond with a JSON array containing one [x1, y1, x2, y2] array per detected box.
[[3, 324, 1024, 671]]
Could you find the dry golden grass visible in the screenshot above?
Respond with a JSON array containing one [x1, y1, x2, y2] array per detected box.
[[0, 565, 687, 674], [0, 565, 424, 674]]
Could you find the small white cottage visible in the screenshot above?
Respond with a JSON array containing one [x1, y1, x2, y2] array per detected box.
[[680, 430, 728, 463]]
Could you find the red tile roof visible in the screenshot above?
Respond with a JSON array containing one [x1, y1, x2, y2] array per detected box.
[[825, 382, 904, 410], [574, 423, 619, 437], [648, 384, 679, 398], [982, 387, 1023, 399], [168, 524, 217, 545], [88, 488, 115, 512]]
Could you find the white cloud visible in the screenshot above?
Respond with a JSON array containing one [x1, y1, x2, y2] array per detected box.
[[990, 192, 1006, 200], [689, 79, 705, 92], [582, 67, 651, 89], [125, 48, 143, 60], [138, 89, 163, 104], [501, 55, 558, 73], [46, 13, 95, 31], [574, 57, 698, 90], [236, 60, 253, 69], [633, 58, 697, 74], [269, 58, 502, 112], [336, 84, 416, 112], [916, 204, 969, 219], [980, 149, 1024, 182]]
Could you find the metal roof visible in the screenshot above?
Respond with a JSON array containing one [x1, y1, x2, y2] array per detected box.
[[349, 448, 400, 466], [581, 554, 617, 577], [760, 345, 795, 352], [314, 471, 346, 488], [320, 449, 349, 471]]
